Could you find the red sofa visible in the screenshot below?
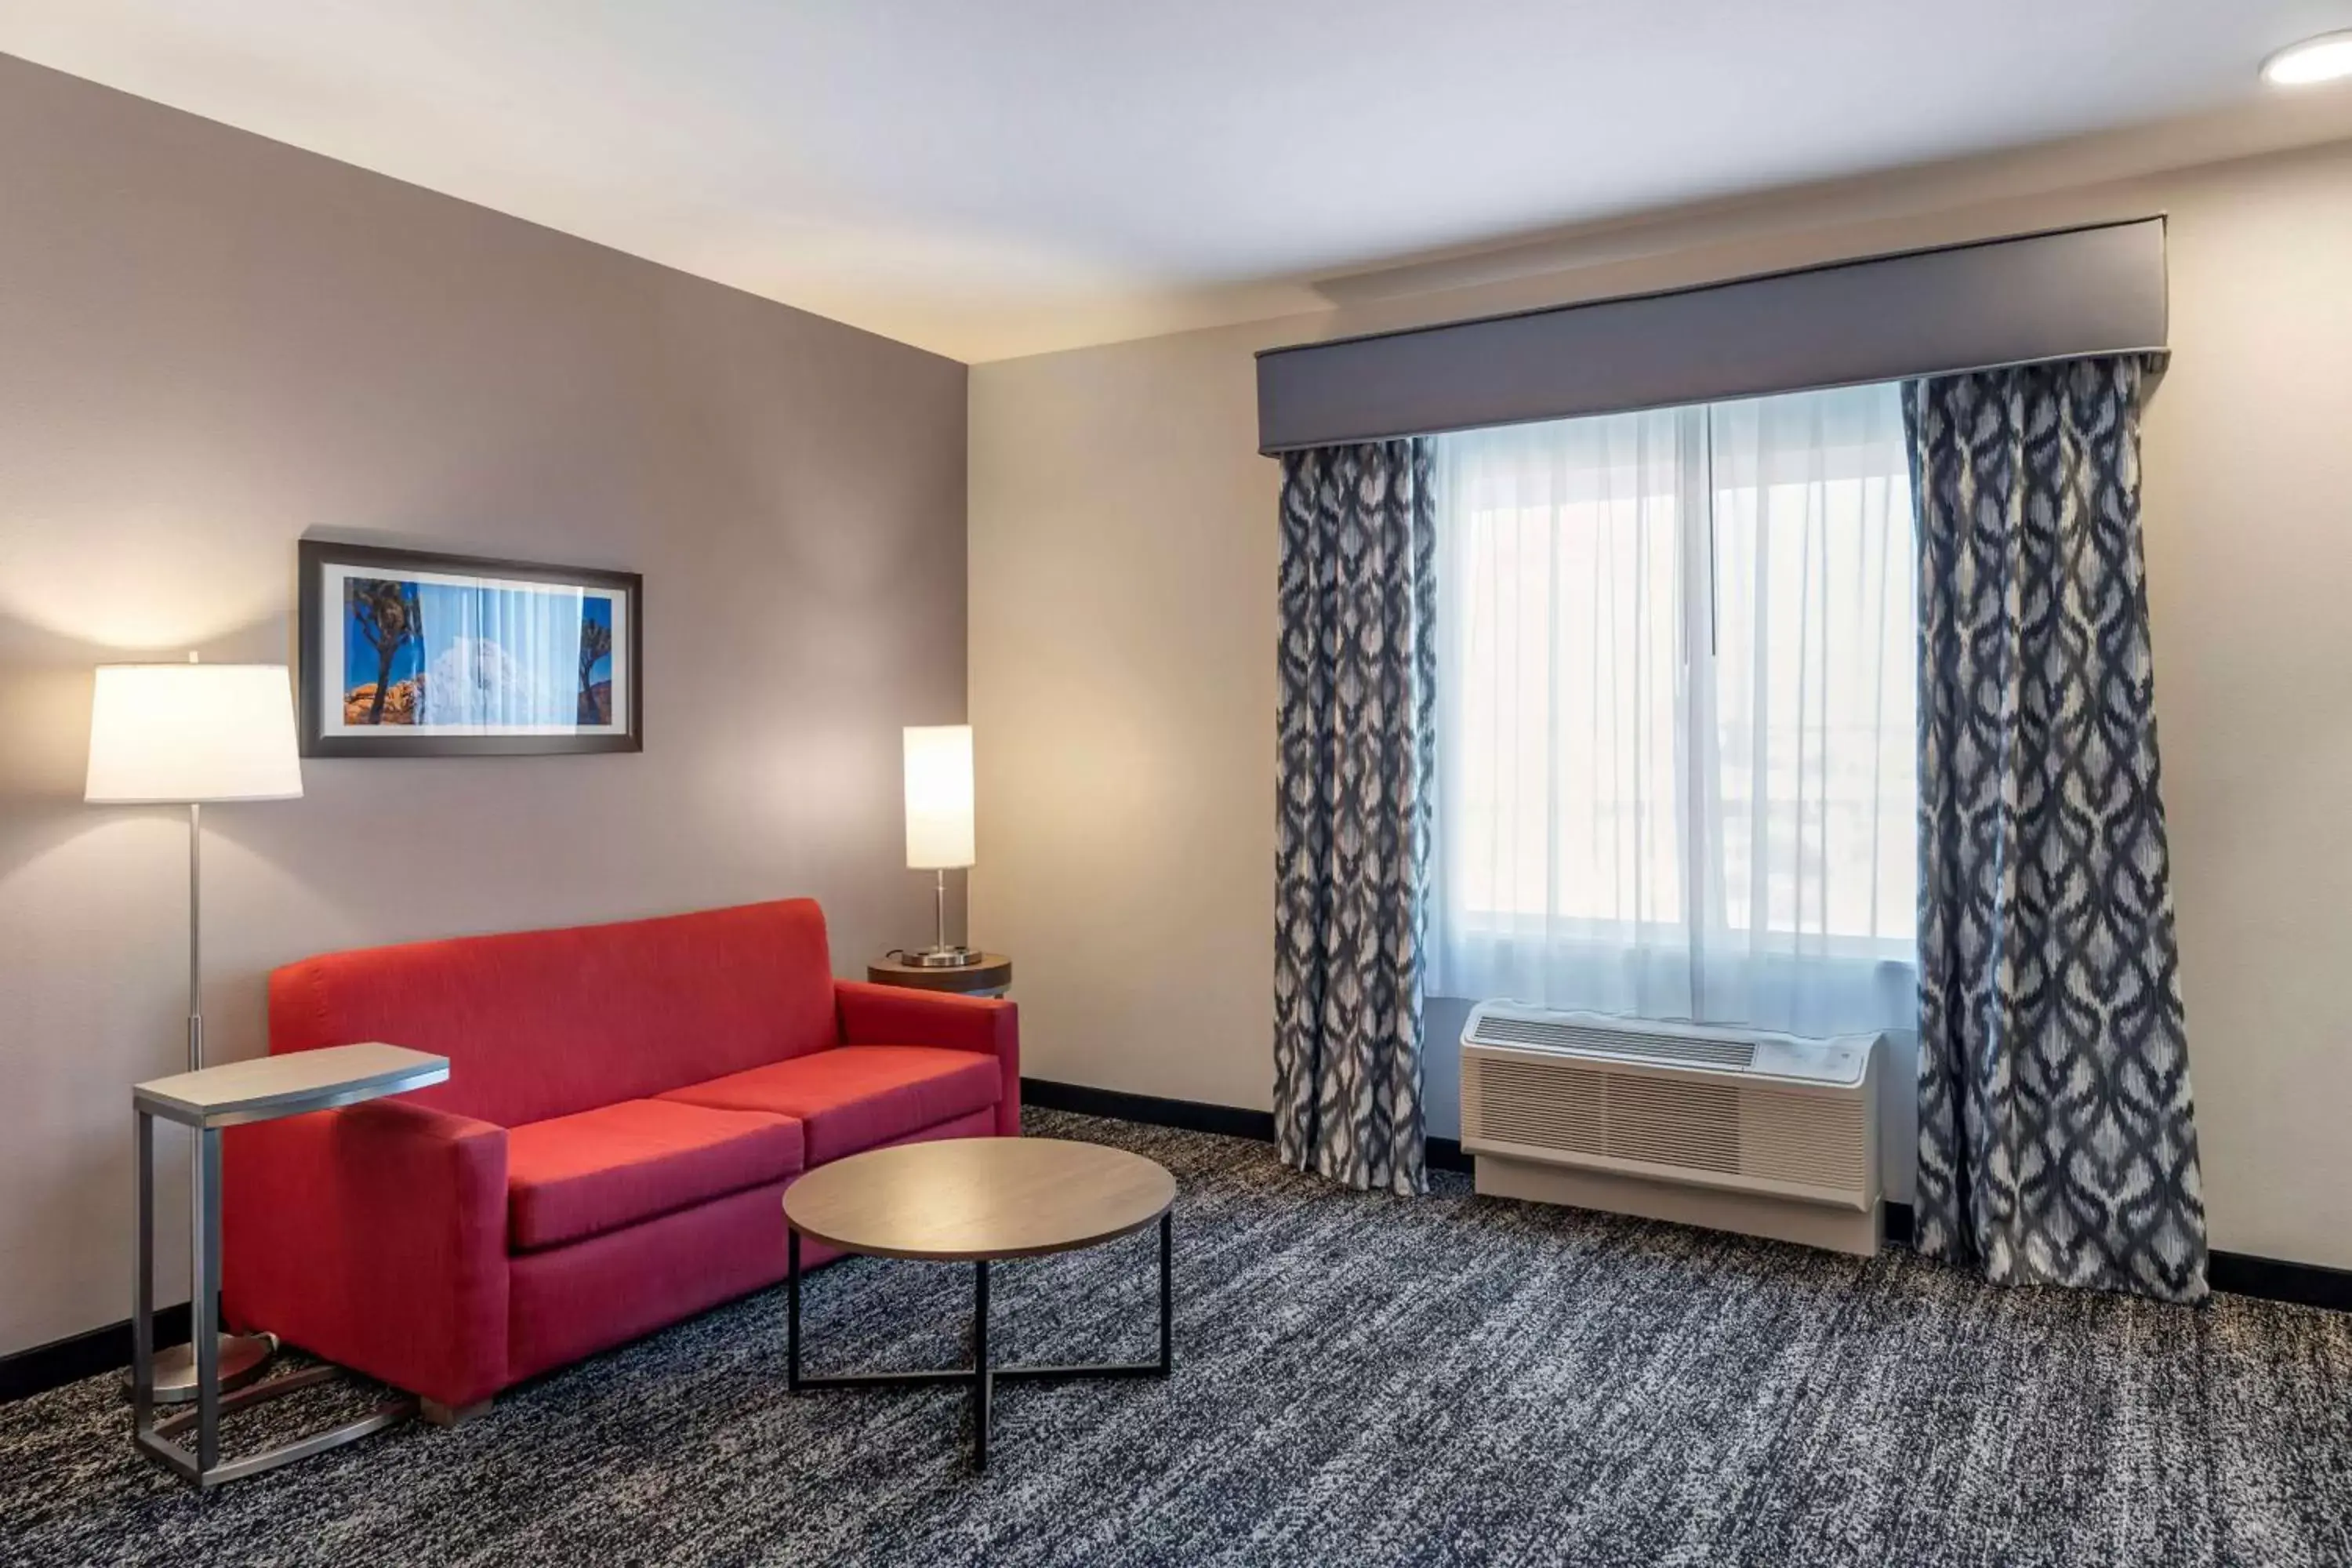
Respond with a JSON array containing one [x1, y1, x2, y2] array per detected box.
[[222, 898, 1017, 1413]]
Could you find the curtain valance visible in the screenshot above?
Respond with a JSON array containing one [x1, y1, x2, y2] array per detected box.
[[1255, 219, 2167, 454]]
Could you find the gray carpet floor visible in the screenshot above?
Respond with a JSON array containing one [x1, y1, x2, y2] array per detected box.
[[3, 1109, 2349, 1567]]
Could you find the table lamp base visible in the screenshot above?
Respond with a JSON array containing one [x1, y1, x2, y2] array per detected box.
[[906, 946, 984, 968]]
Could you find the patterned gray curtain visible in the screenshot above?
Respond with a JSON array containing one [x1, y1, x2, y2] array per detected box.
[[1272, 439, 1435, 1196], [1907, 354, 2208, 1303]]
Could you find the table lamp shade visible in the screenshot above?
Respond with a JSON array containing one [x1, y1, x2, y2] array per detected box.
[[903, 724, 975, 870], [85, 663, 305, 804]]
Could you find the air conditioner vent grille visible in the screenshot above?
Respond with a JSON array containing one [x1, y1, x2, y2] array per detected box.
[[1469, 1015, 1757, 1072], [1461, 1022, 1875, 1209], [1606, 1073, 1741, 1174], [1473, 1060, 1605, 1156], [1741, 1089, 1868, 1192]]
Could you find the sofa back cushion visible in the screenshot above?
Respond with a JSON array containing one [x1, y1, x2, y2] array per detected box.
[[268, 898, 837, 1127]]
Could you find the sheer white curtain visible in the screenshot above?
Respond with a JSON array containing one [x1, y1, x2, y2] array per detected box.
[[1426, 382, 1918, 1038]]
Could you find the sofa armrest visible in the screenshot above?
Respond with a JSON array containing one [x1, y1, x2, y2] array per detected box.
[[835, 981, 1020, 1138], [223, 1098, 510, 1409]]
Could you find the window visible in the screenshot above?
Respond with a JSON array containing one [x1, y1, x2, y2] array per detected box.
[[1425, 382, 1918, 1037]]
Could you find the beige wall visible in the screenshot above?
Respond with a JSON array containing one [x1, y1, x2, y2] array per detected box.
[[971, 136, 2352, 1271], [0, 56, 969, 1356]]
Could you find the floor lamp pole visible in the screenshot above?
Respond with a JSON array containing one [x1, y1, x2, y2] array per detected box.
[[187, 801, 201, 1073]]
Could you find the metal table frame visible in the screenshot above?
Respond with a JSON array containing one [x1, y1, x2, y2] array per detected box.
[[131, 1044, 448, 1489], [786, 1212, 1172, 1472]]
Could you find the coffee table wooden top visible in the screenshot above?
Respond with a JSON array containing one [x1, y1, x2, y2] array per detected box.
[[783, 1138, 1176, 1261]]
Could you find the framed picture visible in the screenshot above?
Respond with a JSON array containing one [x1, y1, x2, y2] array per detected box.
[[296, 539, 642, 757]]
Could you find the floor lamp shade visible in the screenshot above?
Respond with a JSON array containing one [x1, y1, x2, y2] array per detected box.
[[903, 724, 975, 870], [85, 663, 305, 804]]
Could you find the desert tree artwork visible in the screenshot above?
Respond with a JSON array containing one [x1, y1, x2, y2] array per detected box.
[[578, 617, 614, 724], [303, 542, 638, 755], [348, 579, 423, 725], [337, 575, 619, 729]]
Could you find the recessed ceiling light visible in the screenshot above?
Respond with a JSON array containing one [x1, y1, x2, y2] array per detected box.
[[2263, 31, 2352, 85]]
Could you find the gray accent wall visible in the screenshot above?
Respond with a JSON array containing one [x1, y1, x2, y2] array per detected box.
[[0, 54, 969, 1356]]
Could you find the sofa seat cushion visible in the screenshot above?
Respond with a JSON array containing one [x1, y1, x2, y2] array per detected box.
[[659, 1046, 1000, 1165], [506, 1099, 804, 1251]]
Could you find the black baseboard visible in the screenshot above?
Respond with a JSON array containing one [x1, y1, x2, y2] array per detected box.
[[2209, 1250, 2352, 1312], [1022, 1076, 1470, 1173], [1025, 1077, 2351, 1313], [1025, 1077, 1276, 1145], [1, 1303, 191, 1405], [1871, 1201, 2349, 1310]]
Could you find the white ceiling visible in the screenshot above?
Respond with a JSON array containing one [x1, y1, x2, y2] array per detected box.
[[3, 0, 2349, 361]]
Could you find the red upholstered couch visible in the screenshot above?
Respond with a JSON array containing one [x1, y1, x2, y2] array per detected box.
[[222, 898, 1017, 1412]]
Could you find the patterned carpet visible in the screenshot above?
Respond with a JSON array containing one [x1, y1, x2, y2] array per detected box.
[[3, 1109, 2349, 1567]]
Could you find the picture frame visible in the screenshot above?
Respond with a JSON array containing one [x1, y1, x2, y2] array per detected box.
[[296, 539, 643, 757]]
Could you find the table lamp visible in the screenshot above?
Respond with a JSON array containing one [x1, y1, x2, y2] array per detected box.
[[86, 653, 303, 1401], [902, 724, 979, 967]]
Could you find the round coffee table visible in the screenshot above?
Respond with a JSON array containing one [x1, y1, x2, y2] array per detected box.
[[782, 1137, 1177, 1470]]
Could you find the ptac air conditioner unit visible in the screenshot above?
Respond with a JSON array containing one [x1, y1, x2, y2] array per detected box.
[[1460, 1003, 1884, 1256]]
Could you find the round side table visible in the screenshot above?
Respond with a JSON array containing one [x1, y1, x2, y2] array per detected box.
[[868, 952, 1011, 998]]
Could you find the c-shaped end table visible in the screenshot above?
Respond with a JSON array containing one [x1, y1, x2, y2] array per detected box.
[[132, 1042, 448, 1490]]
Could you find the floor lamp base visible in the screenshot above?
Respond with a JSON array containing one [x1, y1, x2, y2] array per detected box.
[[125, 1331, 278, 1405]]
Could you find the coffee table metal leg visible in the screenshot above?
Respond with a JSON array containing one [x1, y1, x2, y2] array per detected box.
[[973, 1261, 992, 1472], [1157, 1211, 1172, 1376], [786, 1227, 801, 1392], [787, 1214, 1173, 1471]]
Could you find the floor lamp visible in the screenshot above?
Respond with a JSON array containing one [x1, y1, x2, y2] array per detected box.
[[86, 653, 305, 1402]]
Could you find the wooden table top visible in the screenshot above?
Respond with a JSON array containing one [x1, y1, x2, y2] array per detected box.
[[133, 1043, 449, 1130], [866, 953, 1012, 993], [783, 1137, 1175, 1261]]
